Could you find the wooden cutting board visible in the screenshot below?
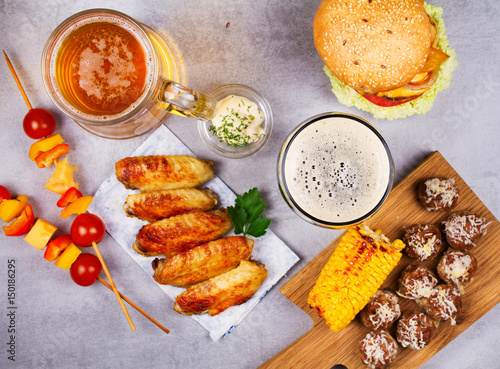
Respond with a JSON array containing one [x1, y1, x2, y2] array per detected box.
[[260, 151, 500, 369]]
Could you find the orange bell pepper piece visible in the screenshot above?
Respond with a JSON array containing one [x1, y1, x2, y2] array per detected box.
[[29, 134, 64, 160], [0, 195, 28, 223], [60, 196, 93, 219], [44, 157, 79, 195], [54, 243, 81, 270], [3, 204, 35, 236], [35, 144, 70, 168], [24, 218, 57, 250], [56, 187, 83, 208], [44, 235, 73, 262]]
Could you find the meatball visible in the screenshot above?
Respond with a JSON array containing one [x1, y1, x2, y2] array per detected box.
[[421, 284, 462, 325], [360, 290, 401, 330], [396, 311, 435, 350], [444, 211, 490, 251], [397, 265, 438, 300], [403, 224, 443, 261], [359, 330, 398, 369], [437, 248, 478, 290], [418, 177, 459, 211]]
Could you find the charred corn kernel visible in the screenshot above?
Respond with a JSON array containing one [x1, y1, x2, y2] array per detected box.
[[308, 225, 405, 332]]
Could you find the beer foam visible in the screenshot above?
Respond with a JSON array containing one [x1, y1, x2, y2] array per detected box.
[[78, 45, 134, 101], [283, 116, 391, 224]]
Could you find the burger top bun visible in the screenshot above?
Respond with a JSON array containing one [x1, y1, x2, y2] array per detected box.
[[314, 0, 433, 94]]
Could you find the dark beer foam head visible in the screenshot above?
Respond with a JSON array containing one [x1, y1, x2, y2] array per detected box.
[[281, 114, 392, 225]]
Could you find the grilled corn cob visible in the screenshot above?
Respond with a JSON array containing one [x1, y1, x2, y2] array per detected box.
[[308, 225, 405, 331]]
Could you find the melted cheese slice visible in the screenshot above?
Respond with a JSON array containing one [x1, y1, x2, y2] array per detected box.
[[376, 86, 430, 99], [372, 46, 449, 99]]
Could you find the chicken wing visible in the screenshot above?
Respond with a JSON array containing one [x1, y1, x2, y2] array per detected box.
[[132, 209, 233, 257], [174, 260, 267, 316], [115, 155, 214, 192], [123, 187, 218, 222], [152, 236, 254, 287]]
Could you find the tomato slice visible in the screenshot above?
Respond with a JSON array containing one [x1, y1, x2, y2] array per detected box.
[[362, 94, 421, 107]]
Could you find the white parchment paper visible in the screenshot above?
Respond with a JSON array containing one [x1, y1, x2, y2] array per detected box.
[[89, 125, 299, 341]]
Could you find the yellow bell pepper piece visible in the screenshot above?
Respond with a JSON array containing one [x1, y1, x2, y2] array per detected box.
[[29, 134, 64, 161], [60, 196, 94, 219], [24, 218, 57, 250], [0, 195, 28, 223], [44, 157, 79, 195], [54, 243, 81, 270]]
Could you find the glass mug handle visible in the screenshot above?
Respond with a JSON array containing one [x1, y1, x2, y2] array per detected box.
[[157, 79, 217, 121]]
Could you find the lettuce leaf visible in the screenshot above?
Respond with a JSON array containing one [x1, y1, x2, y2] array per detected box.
[[323, 2, 459, 121]]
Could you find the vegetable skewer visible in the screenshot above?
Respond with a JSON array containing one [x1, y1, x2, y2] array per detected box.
[[97, 277, 170, 334], [92, 241, 136, 331], [3, 50, 32, 109], [71, 213, 136, 331], [4, 50, 56, 139], [3, 53, 146, 333]]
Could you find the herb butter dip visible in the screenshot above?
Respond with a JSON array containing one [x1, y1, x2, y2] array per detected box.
[[209, 95, 265, 146]]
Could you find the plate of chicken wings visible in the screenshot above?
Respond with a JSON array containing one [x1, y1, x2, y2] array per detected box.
[[89, 125, 299, 340]]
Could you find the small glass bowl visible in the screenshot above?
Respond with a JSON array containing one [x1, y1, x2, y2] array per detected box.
[[277, 112, 394, 229], [198, 84, 273, 158]]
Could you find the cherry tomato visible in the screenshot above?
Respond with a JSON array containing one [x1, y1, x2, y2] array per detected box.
[[23, 108, 56, 139], [0, 185, 11, 202], [70, 253, 102, 287], [70, 213, 106, 247]]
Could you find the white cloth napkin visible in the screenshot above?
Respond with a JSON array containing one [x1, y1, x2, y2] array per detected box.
[[88, 125, 299, 341]]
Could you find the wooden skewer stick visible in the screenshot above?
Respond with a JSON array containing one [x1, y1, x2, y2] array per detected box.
[[3, 50, 33, 110], [97, 277, 170, 334], [92, 241, 136, 331]]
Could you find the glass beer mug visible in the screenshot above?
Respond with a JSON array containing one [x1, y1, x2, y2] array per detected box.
[[42, 8, 217, 139]]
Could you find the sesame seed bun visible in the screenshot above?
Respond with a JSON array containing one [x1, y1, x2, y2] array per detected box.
[[314, 0, 433, 94]]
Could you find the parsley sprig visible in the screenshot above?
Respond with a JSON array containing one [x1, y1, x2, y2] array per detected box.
[[227, 188, 271, 238]]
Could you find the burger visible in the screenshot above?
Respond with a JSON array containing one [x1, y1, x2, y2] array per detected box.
[[313, 0, 458, 120]]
